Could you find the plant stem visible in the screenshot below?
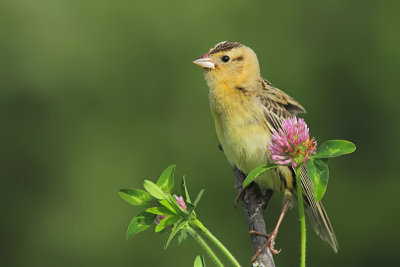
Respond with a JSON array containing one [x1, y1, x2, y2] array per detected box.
[[191, 219, 241, 267], [296, 167, 306, 267], [187, 226, 224, 267]]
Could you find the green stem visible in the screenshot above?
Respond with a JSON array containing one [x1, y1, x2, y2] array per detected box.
[[191, 219, 241, 267], [296, 167, 306, 267], [187, 226, 224, 267]]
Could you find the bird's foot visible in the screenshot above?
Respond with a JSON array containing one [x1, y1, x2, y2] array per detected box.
[[249, 230, 281, 262]]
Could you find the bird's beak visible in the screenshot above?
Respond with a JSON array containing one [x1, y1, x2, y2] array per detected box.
[[193, 53, 215, 69]]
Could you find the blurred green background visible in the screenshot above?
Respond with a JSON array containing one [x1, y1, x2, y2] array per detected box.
[[1, 0, 399, 266]]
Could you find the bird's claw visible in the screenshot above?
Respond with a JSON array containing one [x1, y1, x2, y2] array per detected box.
[[250, 230, 281, 261], [268, 238, 281, 255]]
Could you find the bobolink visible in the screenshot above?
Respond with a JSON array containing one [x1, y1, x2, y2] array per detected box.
[[193, 41, 338, 257]]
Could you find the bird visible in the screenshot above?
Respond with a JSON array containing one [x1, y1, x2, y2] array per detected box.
[[193, 41, 338, 260]]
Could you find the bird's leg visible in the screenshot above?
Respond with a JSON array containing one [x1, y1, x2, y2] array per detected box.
[[250, 196, 291, 259], [249, 231, 272, 262]]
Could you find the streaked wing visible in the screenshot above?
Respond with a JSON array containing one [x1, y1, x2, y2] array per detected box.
[[257, 79, 306, 132], [258, 79, 338, 252]]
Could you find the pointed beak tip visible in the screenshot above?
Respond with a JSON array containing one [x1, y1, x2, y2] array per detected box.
[[192, 57, 216, 69]]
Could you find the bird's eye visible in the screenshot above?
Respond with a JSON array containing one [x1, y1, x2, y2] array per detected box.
[[221, 55, 230, 62]]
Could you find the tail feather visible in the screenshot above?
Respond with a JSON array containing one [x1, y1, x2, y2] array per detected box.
[[304, 199, 338, 252], [299, 164, 339, 252]]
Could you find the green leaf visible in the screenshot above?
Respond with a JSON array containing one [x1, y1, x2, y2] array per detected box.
[[155, 215, 179, 232], [143, 180, 168, 200], [146, 206, 176, 216], [186, 202, 195, 213], [167, 195, 186, 216], [156, 227, 170, 235], [157, 165, 176, 193], [184, 203, 196, 220], [178, 229, 188, 244], [194, 255, 206, 267], [242, 164, 278, 189], [315, 140, 356, 159], [307, 159, 329, 202], [320, 158, 329, 165], [118, 189, 153, 207], [165, 219, 188, 248], [193, 189, 204, 207], [159, 199, 176, 213], [180, 176, 191, 204], [126, 211, 156, 240]]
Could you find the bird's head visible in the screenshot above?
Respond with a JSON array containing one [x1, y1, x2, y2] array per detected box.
[[193, 41, 261, 90]]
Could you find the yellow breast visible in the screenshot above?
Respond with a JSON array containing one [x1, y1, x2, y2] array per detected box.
[[209, 83, 282, 191]]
